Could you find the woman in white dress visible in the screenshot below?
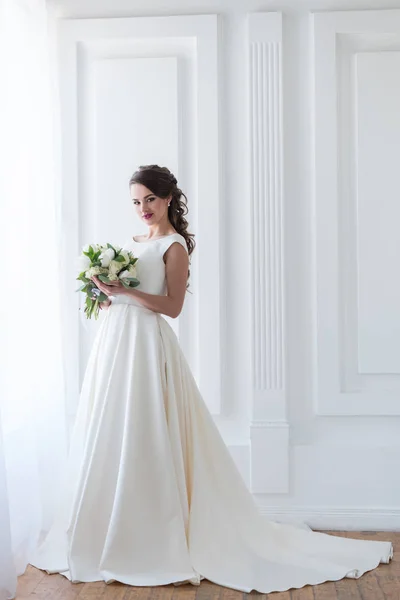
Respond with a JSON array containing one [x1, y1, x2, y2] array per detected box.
[[29, 164, 393, 594]]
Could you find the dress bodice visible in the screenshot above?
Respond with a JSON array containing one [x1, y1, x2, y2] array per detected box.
[[109, 233, 188, 307]]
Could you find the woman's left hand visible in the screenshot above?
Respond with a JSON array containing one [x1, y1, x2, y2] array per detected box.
[[91, 275, 127, 297]]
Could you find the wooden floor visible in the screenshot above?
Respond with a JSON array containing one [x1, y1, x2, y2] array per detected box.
[[17, 532, 399, 600]]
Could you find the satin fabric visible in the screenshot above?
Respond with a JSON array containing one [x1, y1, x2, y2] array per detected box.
[[29, 233, 393, 593]]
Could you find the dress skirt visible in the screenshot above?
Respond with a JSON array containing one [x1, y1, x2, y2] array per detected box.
[[29, 303, 393, 593]]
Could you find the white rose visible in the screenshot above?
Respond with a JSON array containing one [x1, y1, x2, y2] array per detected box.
[[99, 247, 115, 267], [128, 264, 137, 277], [78, 255, 91, 272], [85, 266, 102, 278], [109, 260, 122, 274], [119, 265, 137, 280]]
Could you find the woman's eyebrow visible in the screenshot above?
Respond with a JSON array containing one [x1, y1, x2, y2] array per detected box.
[[132, 194, 154, 201]]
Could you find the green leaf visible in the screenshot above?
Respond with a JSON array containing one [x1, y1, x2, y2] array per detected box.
[[107, 243, 117, 254], [113, 254, 126, 263], [94, 298, 99, 320], [98, 292, 109, 302], [98, 274, 111, 283]]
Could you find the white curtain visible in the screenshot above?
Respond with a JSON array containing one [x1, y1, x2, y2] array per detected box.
[[0, 1, 67, 598]]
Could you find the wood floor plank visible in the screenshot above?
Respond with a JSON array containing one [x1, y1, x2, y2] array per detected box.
[[123, 586, 155, 600], [78, 581, 107, 598], [262, 591, 290, 599], [374, 574, 400, 599], [356, 572, 385, 600], [17, 565, 47, 596], [102, 581, 127, 600], [151, 582, 175, 600], [193, 579, 222, 600], [291, 584, 314, 599], [50, 586, 86, 600], [334, 578, 362, 599], [218, 586, 243, 600], [32, 573, 83, 599], [313, 581, 337, 599]]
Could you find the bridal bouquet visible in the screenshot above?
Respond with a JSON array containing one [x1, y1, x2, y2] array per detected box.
[[76, 243, 140, 320]]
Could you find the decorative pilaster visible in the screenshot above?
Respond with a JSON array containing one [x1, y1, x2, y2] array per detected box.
[[248, 13, 289, 493]]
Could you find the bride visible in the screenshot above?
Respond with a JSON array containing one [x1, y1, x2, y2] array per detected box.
[[29, 164, 393, 594]]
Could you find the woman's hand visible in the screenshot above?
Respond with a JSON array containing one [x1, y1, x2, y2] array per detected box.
[[91, 275, 126, 297]]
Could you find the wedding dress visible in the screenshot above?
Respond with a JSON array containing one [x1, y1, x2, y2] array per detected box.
[[29, 232, 393, 593]]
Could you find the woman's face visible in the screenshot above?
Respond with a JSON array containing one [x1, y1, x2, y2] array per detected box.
[[130, 183, 170, 226]]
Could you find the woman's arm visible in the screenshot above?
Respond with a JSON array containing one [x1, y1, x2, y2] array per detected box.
[[129, 243, 188, 318], [92, 242, 189, 319]]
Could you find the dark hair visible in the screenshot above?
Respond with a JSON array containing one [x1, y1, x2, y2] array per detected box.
[[129, 165, 196, 289]]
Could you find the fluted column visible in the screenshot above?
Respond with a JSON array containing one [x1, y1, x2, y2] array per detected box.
[[247, 13, 289, 493]]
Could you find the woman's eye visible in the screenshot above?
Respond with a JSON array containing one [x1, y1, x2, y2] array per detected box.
[[132, 198, 154, 204]]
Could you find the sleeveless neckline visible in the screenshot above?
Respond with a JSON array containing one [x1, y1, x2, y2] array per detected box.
[[132, 233, 179, 244]]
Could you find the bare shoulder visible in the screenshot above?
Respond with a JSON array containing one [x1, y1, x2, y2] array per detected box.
[[163, 235, 189, 263]]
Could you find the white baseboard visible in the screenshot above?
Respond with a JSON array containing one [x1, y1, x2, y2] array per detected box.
[[258, 505, 400, 531]]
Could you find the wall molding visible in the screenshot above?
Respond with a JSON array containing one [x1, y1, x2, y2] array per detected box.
[[258, 505, 400, 532], [311, 9, 400, 416], [58, 14, 221, 418]]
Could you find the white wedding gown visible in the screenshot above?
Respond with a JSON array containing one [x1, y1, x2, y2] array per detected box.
[[29, 232, 393, 593]]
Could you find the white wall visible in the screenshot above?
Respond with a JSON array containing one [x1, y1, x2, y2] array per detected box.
[[49, 0, 400, 530]]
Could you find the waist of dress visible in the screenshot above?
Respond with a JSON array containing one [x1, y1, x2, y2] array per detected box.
[[109, 294, 156, 315]]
